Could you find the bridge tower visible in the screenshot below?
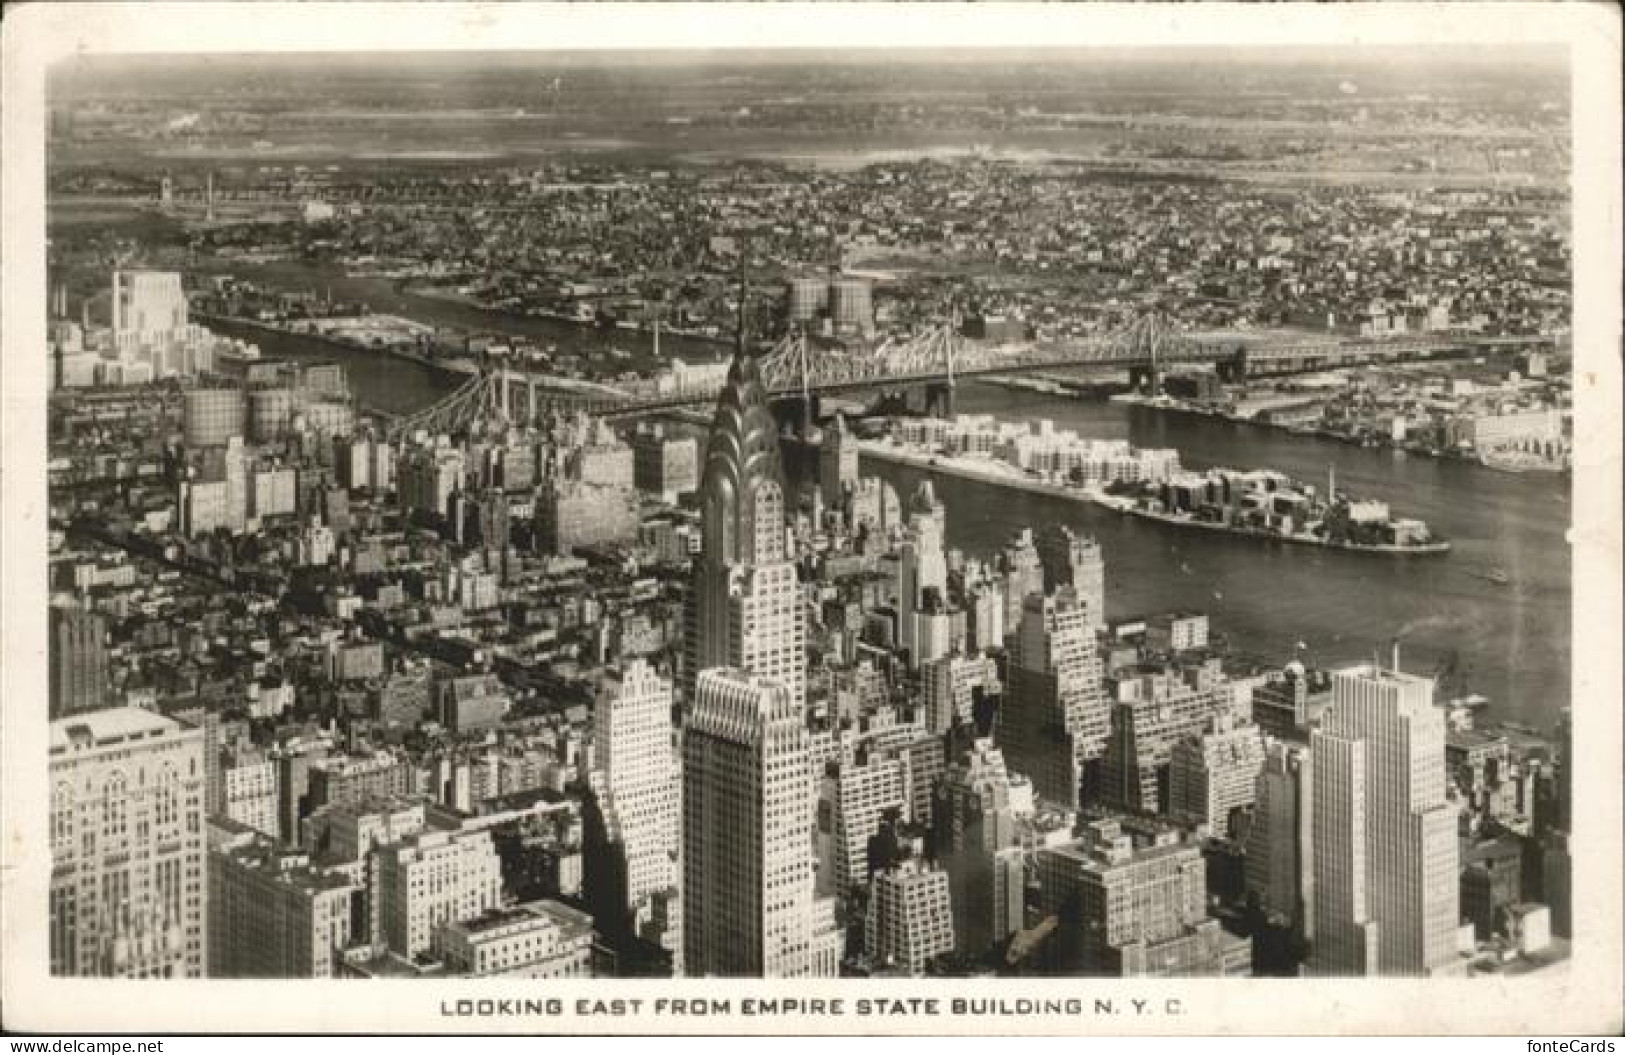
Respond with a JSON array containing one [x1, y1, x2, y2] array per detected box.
[[927, 305, 960, 419], [1217, 345, 1249, 385]]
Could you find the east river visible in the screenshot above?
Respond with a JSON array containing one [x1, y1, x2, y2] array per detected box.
[[207, 289, 1572, 729]]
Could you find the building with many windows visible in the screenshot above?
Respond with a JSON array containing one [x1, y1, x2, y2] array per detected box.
[[438, 900, 595, 978], [684, 343, 805, 708], [50, 708, 206, 978], [1168, 714, 1267, 837], [930, 738, 1026, 958], [682, 668, 835, 977], [1310, 663, 1462, 977], [1032, 817, 1251, 977], [997, 590, 1105, 809], [864, 861, 956, 975], [1246, 740, 1314, 938], [586, 659, 682, 970], [208, 827, 360, 978], [49, 604, 108, 720], [817, 749, 909, 898], [373, 828, 504, 959]]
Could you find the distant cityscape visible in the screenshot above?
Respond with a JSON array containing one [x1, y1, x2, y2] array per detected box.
[[44, 49, 1572, 982]]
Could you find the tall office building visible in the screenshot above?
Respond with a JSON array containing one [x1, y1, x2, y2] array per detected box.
[[49, 604, 109, 720], [374, 828, 504, 960], [1032, 817, 1252, 977], [997, 590, 1105, 809], [1309, 663, 1460, 977], [1000, 528, 1046, 634], [683, 668, 835, 977], [897, 494, 950, 668], [864, 861, 956, 975], [1037, 524, 1105, 624], [588, 660, 682, 968], [1245, 740, 1314, 938], [631, 424, 699, 503], [1101, 661, 1236, 816], [923, 652, 1000, 735], [817, 749, 909, 898], [1167, 713, 1267, 836], [208, 829, 360, 978], [112, 269, 187, 344], [930, 738, 1025, 957], [684, 320, 803, 707], [819, 413, 859, 501], [50, 708, 206, 978]]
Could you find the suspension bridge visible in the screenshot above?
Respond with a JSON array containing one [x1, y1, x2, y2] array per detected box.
[[383, 309, 1562, 441]]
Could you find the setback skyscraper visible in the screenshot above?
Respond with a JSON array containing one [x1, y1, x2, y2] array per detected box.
[[586, 660, 682, 969], [1309, 663, 1461, 977], [997, 590, 1106, 809], [50, 708, 206, 978], [683, 307, 804, 707], [682, 668, 836, 977]]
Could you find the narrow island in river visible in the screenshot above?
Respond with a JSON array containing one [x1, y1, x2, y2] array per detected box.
[[868, 412, 1450, 556]]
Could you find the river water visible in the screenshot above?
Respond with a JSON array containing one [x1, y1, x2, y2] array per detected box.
[[207, 281, 1572, 729], [867, 385, 1571, 727]]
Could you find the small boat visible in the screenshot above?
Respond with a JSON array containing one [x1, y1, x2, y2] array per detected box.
[[1466, 566, 1511, 586]]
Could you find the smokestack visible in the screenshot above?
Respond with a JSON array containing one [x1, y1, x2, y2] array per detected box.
[[1391, 639, 1401, 674]]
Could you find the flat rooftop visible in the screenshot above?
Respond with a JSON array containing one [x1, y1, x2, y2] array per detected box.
[[451, 899, 593, 939], [50, 706, 191, 754]]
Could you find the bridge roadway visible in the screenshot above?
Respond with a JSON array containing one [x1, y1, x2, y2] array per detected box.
[[394, 326, 1561, 435], [596, 331, 1561, 415]]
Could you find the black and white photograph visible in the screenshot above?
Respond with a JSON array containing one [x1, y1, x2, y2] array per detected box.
[[2, 1, 1620, 1038]]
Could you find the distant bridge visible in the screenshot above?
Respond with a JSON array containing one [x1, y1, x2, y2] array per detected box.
[[384, 310, 1563, 440]]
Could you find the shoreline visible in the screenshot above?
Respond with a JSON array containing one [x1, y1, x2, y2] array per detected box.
[[1111, 391, 1571, 476], [198, 311, 477, 379], [859, 439, 1452, 557], [403, 281, 736, 349]]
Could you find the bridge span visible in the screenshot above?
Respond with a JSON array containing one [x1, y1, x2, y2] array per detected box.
[[384, 310, 1562, 441]]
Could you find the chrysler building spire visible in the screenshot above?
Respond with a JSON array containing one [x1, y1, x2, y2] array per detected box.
[[697, 256, 786, 567]]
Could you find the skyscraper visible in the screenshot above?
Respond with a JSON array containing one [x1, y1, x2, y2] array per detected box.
[[50, 708, 206, 978], [864, 861, 956, 975], [1246, 740, 1314, 939], [997, 590, 1105, 809], [1309, 663, 1461, 977], [999, 529, 1046, 634], [111, 269, 188, 369], [1037, 524, 1105, 624], [49, 604, 109, 720], [818, 412, 858, 501], [817, 748, 908, 898], [1032, 817, 1251, 977], [684, 311, 803, 707], [588, 660, 682, 968], [930, 738, 1025, 957], [897, 488, 950, 668], [1101, 660, 1236, 815], [682, 668, 833, 977], [1167, 713, 1266, 836]]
